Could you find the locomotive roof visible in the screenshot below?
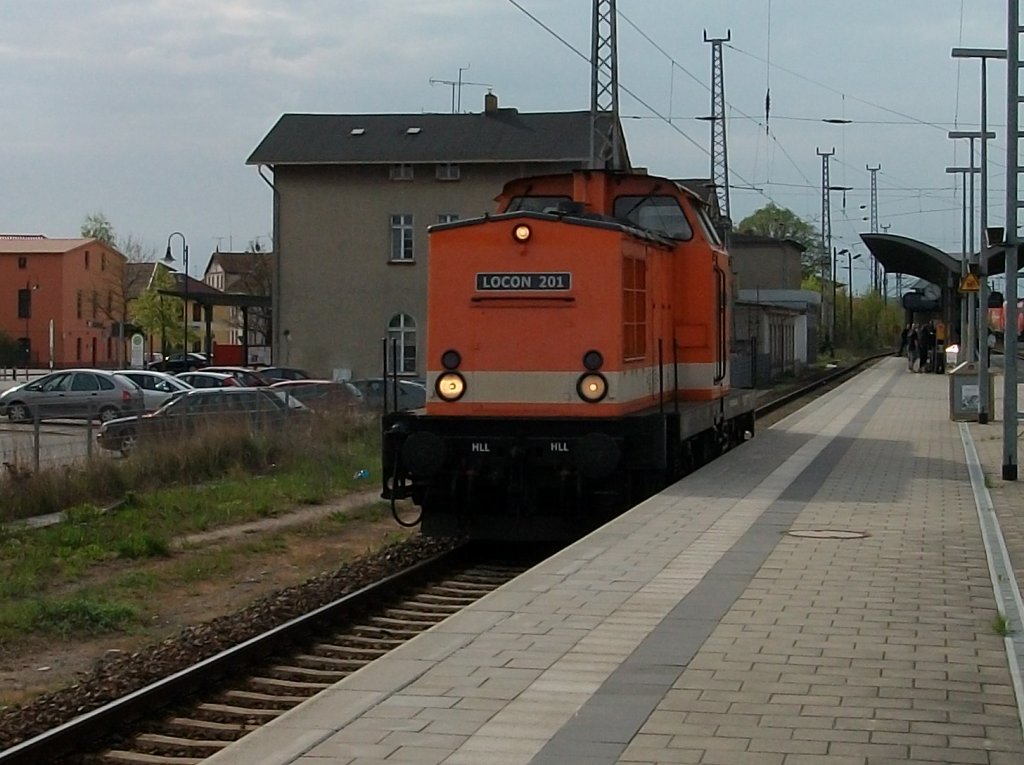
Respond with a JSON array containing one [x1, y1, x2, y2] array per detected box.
[[248, 109, 621, 166]]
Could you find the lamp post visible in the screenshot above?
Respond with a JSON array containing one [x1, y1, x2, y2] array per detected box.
[[847, 251, 862, 336], [163, 232, 189, 354], [952, 47, 1004, 424], [946, 164, 979, 354]]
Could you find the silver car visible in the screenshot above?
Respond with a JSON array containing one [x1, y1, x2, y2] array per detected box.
[[113, 369, 194, 411], [0, 369, 146, 423]]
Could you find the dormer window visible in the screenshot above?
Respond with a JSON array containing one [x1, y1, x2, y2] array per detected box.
[[350, 127, 365, 136], [390, 163, 414, 181], [405, 126, 421, 135], [436, 163, 461, 181]]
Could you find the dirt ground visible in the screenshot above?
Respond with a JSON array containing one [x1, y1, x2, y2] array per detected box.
[[0, 489, 414, 710]]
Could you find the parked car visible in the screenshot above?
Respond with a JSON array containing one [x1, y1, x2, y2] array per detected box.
[[0, 369, 146, 423], [348, 378, 426, 411], [270, 379, 364, 413], [97, 387, 311, 455], [175, 371, 240, 389], [201, 366, 271, 387], [113, 369, 194, 411], [257, 366, 311, 383], [149, 352, 208, 373]]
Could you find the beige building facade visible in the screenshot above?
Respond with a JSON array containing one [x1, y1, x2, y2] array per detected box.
[[247, 97, 616, 381]]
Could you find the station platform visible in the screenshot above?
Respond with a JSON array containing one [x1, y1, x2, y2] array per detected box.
[[207, 356, 1024, 765]]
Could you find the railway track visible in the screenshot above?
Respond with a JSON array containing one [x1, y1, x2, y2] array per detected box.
[[0, 542, 540, 765], [0, 355, 883, 764]]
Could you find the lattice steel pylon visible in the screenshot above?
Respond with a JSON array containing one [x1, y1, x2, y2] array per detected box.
[[705, 31, 732, 221], [818, 147, 836, 345], [590, 0, 625, 169], [867, 164, 881, 293]]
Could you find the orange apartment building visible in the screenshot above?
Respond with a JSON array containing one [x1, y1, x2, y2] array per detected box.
[[0, 236, 128, 369]]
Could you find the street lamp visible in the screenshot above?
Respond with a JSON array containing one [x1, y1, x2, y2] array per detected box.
[[163, 232, 189, 354], [848, 252, 862, 335], [952, 46, 1005, 425]]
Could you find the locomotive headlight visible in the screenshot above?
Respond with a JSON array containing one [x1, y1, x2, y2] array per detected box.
[[576, 373, 608, 403], [436, 372, 466, 402], [512, 223, 532, 243], [441, 349, 462, 370], [582, 349, 604, 371]]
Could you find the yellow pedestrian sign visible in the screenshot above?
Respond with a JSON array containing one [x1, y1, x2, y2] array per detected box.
[[959, 273, 981, 293]]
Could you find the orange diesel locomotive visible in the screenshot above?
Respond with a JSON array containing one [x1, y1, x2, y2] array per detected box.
[[382, 169, 757, 540]]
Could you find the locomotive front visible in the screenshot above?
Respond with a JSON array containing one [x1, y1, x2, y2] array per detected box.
[[383, 204, 676, 540]]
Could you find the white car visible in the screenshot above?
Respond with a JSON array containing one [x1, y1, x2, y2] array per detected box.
[[113, 369, 194, 411]]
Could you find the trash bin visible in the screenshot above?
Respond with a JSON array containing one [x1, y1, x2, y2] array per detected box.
[[948, 361, 995, 421]]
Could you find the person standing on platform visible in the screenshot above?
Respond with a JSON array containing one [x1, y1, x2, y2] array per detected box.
[[897, 324, 910, 356], [907, 323, 920, 372], [920, 321, 936, 373]]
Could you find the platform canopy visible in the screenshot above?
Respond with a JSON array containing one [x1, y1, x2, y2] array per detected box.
[[859, 233, 962, 287]]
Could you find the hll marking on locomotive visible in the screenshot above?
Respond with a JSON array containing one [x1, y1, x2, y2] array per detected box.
[[471, 443, 490, 453]]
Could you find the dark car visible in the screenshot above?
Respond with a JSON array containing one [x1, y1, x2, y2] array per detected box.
[[270, 379, 364, 413], [149, 352, 208, 373], [258, 366, 311, 383], [349, 378, 426, 411], [175, 371, 240, 389], [201, 366, 271, 387], [0, 369, 145, 423], [97, 387, 310, 455]]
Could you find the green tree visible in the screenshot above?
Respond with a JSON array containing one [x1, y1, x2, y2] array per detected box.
[[80, 212, 117, 247], [131, 267, 184, 354], [736, 203, 826, 280]]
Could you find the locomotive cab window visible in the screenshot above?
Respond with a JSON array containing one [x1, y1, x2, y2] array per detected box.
[[506, 195, 573, 213], [695, 206, 723, 246], [614, 196, 693, 241]]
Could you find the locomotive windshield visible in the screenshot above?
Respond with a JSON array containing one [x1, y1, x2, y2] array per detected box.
[[614, 196, 694, 241], [506, 195, 573, 213]]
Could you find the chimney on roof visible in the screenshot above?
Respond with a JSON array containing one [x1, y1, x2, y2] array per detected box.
[[484, 91, 498, 114]]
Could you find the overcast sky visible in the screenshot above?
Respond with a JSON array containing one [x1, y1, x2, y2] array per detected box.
[[0, 1, 1012, 291]]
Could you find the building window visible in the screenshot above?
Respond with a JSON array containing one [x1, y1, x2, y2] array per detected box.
[[91, 290, 98, 318], [435, 163, 460, 181], [387, 313, 417, 374], [17, 289, 31, 319], [389, 163, 413, 181], [437, 213, 459, 224], [390, 215, 414, 261], [76, 337, 82, 361], [76, 290, 82, 319], [85, 250, 90, 269], [17, 257, 26, 269], [101, 252, 107, 271]]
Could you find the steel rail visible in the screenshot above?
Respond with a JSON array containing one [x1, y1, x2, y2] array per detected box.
[[0, 544, 474, 765]]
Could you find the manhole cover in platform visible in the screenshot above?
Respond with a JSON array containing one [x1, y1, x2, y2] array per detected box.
[[787, 529, 868, 539]]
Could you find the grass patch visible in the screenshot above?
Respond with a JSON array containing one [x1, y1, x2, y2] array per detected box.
[[0, 416, 385, 640], [0, 596, 139, 640], [994, 613, 1012, 637]]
